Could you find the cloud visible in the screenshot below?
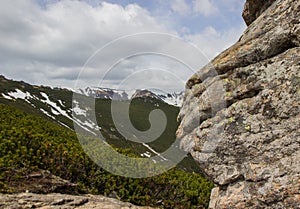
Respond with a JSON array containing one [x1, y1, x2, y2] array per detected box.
[[193, 0, 218, 17], [0, 1, 173, 86], [170, 0, 191, 16], [169, 0, 219, 17], [185, 24, 246, 59], [0, 0, 245, 91], [0, 1, 170, 65]]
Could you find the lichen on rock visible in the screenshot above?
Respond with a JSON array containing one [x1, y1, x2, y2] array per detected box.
[[242, 0, 276, 26], [177, 0, 300, 208]]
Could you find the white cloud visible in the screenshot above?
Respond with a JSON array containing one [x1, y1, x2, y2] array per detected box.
[[0, 0, 174, 87], [193, 0, 218, 17], [0, 1, 169, 65], [185, 24, 246, 59], [0, 0, 245, 91], [170, 0, 191, 16]]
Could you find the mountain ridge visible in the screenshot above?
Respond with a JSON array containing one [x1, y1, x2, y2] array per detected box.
[[0, 74, 200, 173], [0, 75, 214, 208], [0, 103, 213, 208], [78, 86, 184, 107]]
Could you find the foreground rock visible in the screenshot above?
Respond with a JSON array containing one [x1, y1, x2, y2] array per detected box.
[[0, 193, 157, 209], [1, 170, 156, 209], [177, 0, 300, 208]]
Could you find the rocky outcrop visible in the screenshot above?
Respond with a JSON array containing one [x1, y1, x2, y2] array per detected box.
[[0, 193, 157, 209], [1, 170, 157, 209], [242, 0, 276, 26], [177, 0, 300, 208], [6, 170, 78, 194]]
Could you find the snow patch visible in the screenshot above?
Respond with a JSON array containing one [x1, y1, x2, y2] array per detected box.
[[7, 89, 28, 100], [7, 89, 34, 101], [72, 100, 87, 116], [73, 106, 86, 116], [40, 108, 55, 119], [142, 143, 167, 161], [141, 151, 151, 158], [51, 108, 60, 115], [40, 92, 98, 134], [58, 100, 65, 107], [1, 94, 12, 100], [57, 121, 71, 129], [40, 92, 69, 118], [72, 117, 98, 135]]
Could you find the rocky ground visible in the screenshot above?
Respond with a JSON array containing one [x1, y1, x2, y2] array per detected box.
[[0, 193, 156, 209], [177, 0, 300, 208], [0, 170, 157, 209]]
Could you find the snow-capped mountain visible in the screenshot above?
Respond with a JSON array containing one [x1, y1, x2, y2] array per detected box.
[[79, 87, 184, 107], [79, 87, 130, 100], [0, 75, 182, 160], [0, 75, 201, 173], [153, 91, 184, 107], [0, 81, 158, 159]]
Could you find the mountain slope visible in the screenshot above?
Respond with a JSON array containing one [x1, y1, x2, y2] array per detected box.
[[0, 75, 199, 172], [0, 103, 213, 208]]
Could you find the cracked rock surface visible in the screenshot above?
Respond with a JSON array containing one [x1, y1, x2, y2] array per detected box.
[[0, 193, 157, 209], [177, 0, 300, 208]]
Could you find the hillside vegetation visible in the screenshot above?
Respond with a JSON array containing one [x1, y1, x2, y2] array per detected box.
[[0, 104, 213, 208], [0, 75, 201, 172]]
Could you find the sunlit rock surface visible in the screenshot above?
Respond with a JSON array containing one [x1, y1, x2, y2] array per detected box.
[[177, 0, 300, 208]]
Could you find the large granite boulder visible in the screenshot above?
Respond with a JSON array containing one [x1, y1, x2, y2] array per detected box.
[[242, 0, 276, 26], [177, 0, 300, 208]]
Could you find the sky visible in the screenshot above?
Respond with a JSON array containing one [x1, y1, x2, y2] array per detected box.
[[0, 0, 246, 92]]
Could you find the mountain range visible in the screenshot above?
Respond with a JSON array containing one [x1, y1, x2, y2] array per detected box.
[[79, 87, 184, 107], [0, 74, 214, 208], [0, 75, 197, 172]]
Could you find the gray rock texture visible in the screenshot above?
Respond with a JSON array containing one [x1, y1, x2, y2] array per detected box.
[[177, 0, 300, 208], [0, 193, 157, 209], [0, 170, 157, 209], [242, 0, 276, 26]]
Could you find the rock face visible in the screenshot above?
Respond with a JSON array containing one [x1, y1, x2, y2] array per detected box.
[[0, 193, 157, 209], [242, 0, 276, 26], [177, 0, 300, 208]]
